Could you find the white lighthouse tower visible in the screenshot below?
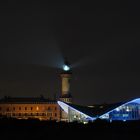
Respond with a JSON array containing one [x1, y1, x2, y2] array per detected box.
[[59, 60, 72, 103], [59, 59, 72, 121]]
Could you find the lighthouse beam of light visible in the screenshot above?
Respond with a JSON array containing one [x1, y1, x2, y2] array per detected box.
[[63, 64, 70, 71]]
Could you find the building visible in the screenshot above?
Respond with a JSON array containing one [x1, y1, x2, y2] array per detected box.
[[1, 96, 140, 122], [0, 59, 140, 123], [0, 60, 72, 121], [59, 59, 72, 103], [58, 98, 140, 123], [59, 60, 72, 121], [0, 96, 60, 121]]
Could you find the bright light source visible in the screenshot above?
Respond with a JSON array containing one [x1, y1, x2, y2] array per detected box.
[[83, 122, 88, 124], [36, 106, 39, 111], [63, 65, 70, 71], [126, 107, 130, 112], [116, 108, 120, 111]]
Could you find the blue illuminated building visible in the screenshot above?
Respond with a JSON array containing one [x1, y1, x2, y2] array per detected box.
[[58, 60, 140, 123], [58, 98, 140, 123]]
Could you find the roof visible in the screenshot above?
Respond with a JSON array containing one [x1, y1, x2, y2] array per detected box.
[[64, 100, 134, 118], [0, 96, 57, 104], [63, 98, 140, 118]]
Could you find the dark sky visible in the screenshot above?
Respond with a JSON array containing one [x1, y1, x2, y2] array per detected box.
[[0, 1, 140, 105]]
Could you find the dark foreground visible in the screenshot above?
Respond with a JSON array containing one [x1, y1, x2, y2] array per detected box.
[[0, 118, 140, 140]]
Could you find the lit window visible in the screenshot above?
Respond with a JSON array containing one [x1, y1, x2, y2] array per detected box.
[[123, 114, 129, 117], [36, 106, 39, 111], [126, 107, 130, 112], [83, 122, 88, 124], [116, 108, 120, 111]]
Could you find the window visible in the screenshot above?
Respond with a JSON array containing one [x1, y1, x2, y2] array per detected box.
[[19, 107, 21, 110], [6, 108, 9, 111], [36, 106, 39, 111], [47, 113, 52, 117], [0, 107, 2, 111], [13, 107, 15, 111], [31, 107, 33, 110], [55, 107, 57, 110], [55, 113, 57, 117], [48, 107, 51, 110], [25, 107, 27, 110], [42, 113, 45, 116]]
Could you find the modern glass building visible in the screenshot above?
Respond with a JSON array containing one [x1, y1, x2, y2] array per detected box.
[[58, 98, 140, 122], [99, 98, 140, 121], [58, 101, 95, 123]]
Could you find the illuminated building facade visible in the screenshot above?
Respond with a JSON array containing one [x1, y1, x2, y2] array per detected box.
[[0, 97, 60, 121], [1, 96, 140, 122], [58, 101, 95, 123], [99, 98, 140, 121], [58, 98, 140, 123]]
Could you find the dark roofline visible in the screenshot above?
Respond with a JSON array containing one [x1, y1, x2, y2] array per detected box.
[[62, 97, 140, 118], [0, 96, 57, 104]]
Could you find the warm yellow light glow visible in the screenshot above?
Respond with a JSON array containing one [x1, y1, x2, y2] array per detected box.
[[36, 106, 39, 111]]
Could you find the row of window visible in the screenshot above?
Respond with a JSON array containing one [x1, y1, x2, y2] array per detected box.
[[0, 106, 57, 111], [0, 113, 57, 117], [63, 98, 71, 102]]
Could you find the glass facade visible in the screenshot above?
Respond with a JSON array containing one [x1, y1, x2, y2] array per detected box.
[[58, 101, 96, 122], [100, 102, 140, 121], [58, 98, 140, 122], [68, 107, 91, 123]]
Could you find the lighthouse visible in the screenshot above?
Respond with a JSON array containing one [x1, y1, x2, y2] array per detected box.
[[60, 59, 72, 103]]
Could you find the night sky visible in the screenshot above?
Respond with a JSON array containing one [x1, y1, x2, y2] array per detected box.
[[0, 1, 140, 105]]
